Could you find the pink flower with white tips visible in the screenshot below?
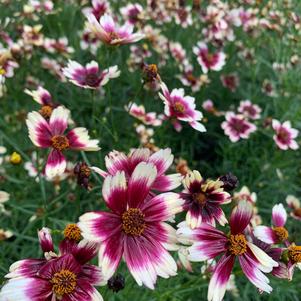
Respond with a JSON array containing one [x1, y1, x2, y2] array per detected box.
[[26, 106, 100, 179], [0, 228, 104, 301], [254, 204, 289, 245], [82, 0, 110, 20], [62, 60, 120, 89], [78, 162, 184, 288], [181, 170, 231, 229], [159, 81, 206, 132], [193, 42, 226, 74], [238, 100, 262, 120], [127, 102, 162, 126], [120, 3, 143, 25], [91, 148, 182, 192], [286, 195, 301, 221], [177, 201, 278, 301], [24, 86, 53, 106], [86, 13, 145, 45], [272, 119, 299, 150], [221, 112, 257, 142]]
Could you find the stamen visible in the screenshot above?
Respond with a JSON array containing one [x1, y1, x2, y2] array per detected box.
[[51, 135, 70, 151], [122, 208, 145, 236], [273, 226, 289, 242], [39, 105, 53, 119], [228, 234, 247, 256], [192, 192, 207, 207], [51, 269, 77, 296], [63, 224, 81, 242], [173, 101, 185, 113], [289, 245, 301, 263]]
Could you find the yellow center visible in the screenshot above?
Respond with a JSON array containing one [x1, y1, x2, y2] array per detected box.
[[192, 192, 207, 206], [273, 226, 289, 242], [122, 208, 145, 236], [174, 101, 185, 113], [228, 234, 247, 256], [51, 135, 69, 151], [0, 68, 6, 75], [63, 224, 82, 242], [51, 269, 77, 296], [289, 245, 301, 263], [39, 105, 53, 119]]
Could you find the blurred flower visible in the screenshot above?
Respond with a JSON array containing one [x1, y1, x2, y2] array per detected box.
[[120, 3, 143, 25], [219, 172, 239, 192], [238, 100, 261, 120], [127, 103, 162, 126], [220, 73, 239, 92], [0, 229, 13, 241], [63, 60, 120, 89], [82, 0, 110, 20], [233, 186, 257, 204], [222, 112, 257, 142], [272, 119, 299, 150], [10, 151, 22, 164], [79, 162, 184, 288], [286, 195, 301, 221]]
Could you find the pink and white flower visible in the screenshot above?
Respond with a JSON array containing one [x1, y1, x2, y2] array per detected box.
[[159, 81, 206, 132], [24, 86, 53, 106], [62, 60, 120, 89], [177, 64, 202, 92], [238, 100, 261, 120], [86, 13, 145, 45], [91, 148, 182, 192], [169, 41, 188, 66], [233, 186, 257, 204], [272, 119, 299, 150], [44, 37, 74, 55], [286, 195, 301, 221], [220, 73, 239, 92], [221, 112, 257, 142], [26, 106, 100, 178], [127, 103, 162, 126], [82, 0, 110, 20], [78, 162, 184, 288], [177, 201, 278, 301], [181, 170, 231, 229], [120, 3, 143, 25], [193, 42, 226, 74], [254, 204, 289, 245]]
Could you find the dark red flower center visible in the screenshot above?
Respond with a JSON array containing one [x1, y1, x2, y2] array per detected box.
[[277, 128, 290, 144], [294, 208, 301, 217], [192, 192, 207, 207], [85, 73, 100, 87], [51, 135, 70, 151], [51, 269, 77, 296], [39, 105, 53, 119], [228, 234, 247, 256], [273, 226, 289, 242], [173, 101, 185, 113], [289, 245, 301, 263], [122, 208, 145, 236], [63, 224, 82, 242]]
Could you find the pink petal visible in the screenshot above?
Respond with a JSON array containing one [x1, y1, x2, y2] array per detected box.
[[272, 203, 287, 227], [6, 259, 46, 278], [45, 149, 67, 179], [38, 227, 54, 253], [105, 150, 129, 175], [49, 106, 69, 135], [229, 200, 253, 234], [152, 174, 183, 191], [253, 226, 277, 244], [148, 148, 173, 175]]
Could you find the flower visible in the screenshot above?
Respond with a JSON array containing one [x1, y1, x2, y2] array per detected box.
[[159, 81, 206, 132], [177, 201, 278, 301], [0, 228, 13, 241], [233, 186, 257, 204], [238, 100, 261, 120], [221, 112, 257, 142], [10, 151, 22, 164], [91, 148, 182, 192], [25, 86, 53, 106], [62, 60, 120, 89], [26, 106, 100, 178], [120, 3, 143, 25], [0, 190, 10, 204], [78, 162, 184, 288], [220, 73, 239, 92], [254, 204, 289, 244], [181, 170, 231, 229], [86, 13, 145, 45], [286, 195, 301, 221], [127, 102, 162, 126], [0, 228, 104, 301], [272, 119, 299, 150], [193, 42, 226, 73], [82, 0, 110, 20]]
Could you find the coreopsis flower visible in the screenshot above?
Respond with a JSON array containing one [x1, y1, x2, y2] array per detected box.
[[44, 37, 74, 55], [91, 148, 182, 192], [86, 13, 145, 45], [169, 41, 188, 66], [78, 162, 184, 288], [282, 243, 301, 280], [220, 73, 239, 92], [80, 29, 101, 55], [0, 228, 104, 301], [174, 7, 193, 28], [120, 3, 143, 25], [127, 103, 162, 126], [286, 195, 301, 221], [62, 60, 120, 89], [29, 0, 54, 13], [221, 112, 257, 142], [272, 119, 299, 150], [159, 81, 206, 132], [181, 170, 231, 229], [0, 228, 13, 240], [41, 57, 66, 81], [82, 0, 110, 20], [177, 64, 202, 92], [177, 201, 278, 301], [26, 106, 100, 178], [233, 186, 257, 204], [193, 42, 226, 73], [254, 204, 289, 245], [238, 100, 261, 120]]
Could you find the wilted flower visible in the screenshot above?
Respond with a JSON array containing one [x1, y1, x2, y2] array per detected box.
[[108, 274, 125, 292], [286, 195, 301, 220], [219, 173, 239, 192], [74, 162, 91, 190]]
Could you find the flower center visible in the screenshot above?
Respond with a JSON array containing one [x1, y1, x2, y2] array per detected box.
[[273, 226, 289, 242], [85, 73, 100, 87], [288, 245, 301, 263], [63, 224, 81, 242], [228, 234, 247, 256], [122, 208, 145, 236], [51, 269, 77, 296], [39, 105, 53, 119], [173, 101, 185, 113], [51, 135, 70, 151], [109, 31, 120, 40], [192, 192, 207, 206]]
